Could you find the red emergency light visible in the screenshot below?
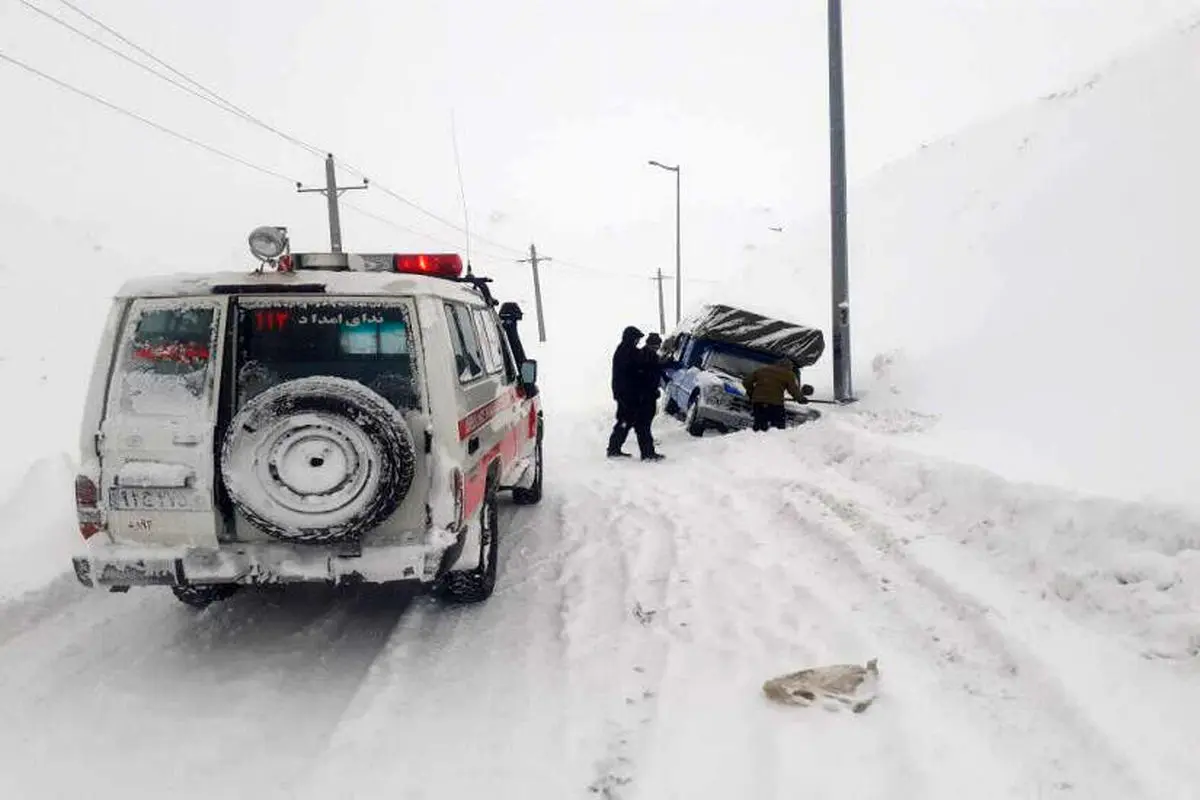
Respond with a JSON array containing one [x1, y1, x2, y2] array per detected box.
[[394, 253, 463, 278]]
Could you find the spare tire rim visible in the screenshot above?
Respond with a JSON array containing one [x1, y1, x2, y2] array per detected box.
[[251, 412, 377, 516]]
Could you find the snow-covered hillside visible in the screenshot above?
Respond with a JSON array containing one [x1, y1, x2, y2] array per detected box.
[[0, 195, 165, 498], [716, 21, 1200, 507]]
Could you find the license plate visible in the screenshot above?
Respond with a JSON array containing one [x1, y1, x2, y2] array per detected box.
[[108, 487, 202, 511]]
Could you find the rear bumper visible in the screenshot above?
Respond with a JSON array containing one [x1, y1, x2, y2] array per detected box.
[[72, 539, 451, 589]]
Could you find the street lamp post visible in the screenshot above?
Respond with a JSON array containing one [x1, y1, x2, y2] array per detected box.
[[828, 0, 854, 402], [648, 160, 681, 324]]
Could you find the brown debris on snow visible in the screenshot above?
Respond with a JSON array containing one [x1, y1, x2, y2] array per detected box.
[[762, 658, 880, 713]]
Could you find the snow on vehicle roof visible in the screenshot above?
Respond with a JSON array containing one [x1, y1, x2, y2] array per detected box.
[[115, 269, 490, 304], [665, 303, 826, 367]]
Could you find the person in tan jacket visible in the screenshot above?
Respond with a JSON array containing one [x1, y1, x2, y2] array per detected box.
[[742, 357, 807, 431]]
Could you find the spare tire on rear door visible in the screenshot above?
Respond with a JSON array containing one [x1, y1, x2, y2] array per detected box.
[[221, 376, 415, 544]]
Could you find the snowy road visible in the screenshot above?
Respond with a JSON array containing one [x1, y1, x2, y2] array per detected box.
[[1, 409, 1197, 799]]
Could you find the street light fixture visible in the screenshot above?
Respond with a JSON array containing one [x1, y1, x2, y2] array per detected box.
[[648, 159, 681, 324]]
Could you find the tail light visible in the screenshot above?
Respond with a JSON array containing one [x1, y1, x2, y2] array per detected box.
[[74, 475, 102, 540], [74, 475, 97, 507]]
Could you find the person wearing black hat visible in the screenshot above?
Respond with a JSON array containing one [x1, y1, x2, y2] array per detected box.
[[607, 326, 662, 460], [639, 332, 665, 421]]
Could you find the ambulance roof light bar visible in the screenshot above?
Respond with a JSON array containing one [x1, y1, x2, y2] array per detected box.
[[284, 250, 465, 277], [393, 253, 463, 278]]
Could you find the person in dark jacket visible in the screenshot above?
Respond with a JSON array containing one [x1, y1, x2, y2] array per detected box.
[[743, 357, 807, 431], [607, 326, 663, 460], [639, 333, 664, 419]]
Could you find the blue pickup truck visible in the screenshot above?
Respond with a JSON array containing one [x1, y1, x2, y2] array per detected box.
[[658, 304, 825, 436]]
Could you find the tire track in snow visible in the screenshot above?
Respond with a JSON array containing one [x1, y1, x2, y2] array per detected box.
[[297, 494, 577, 799], [625, 464, 930, 800], [0, 582, 413, 800], [775, 479, 1152, 798], [552, 467, 684, 798], [794, 472, 1200, 796]]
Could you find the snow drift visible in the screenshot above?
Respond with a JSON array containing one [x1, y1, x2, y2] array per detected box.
[[0, 454, 80, 602], [0, 195, 164, 503], [713, 21, 1200, 508]]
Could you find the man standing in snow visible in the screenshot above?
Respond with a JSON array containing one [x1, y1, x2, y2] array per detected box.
[[607, 326, 663, 460], [639, 333, 665, 420], [743, 357, 808, 432]]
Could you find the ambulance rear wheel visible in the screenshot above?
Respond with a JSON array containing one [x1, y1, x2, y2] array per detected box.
[[438, 482, 500, 604]]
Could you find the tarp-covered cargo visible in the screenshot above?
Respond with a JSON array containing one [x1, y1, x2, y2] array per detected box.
[[663, 304, 825, 367]]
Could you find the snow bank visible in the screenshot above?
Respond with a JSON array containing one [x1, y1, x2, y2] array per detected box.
[[829, 416, 1200, 660], [0, 195, 166, 504], [687, 414, 1200, 661], [0, 454, 81, 602], [711, 21, 1200, 507]]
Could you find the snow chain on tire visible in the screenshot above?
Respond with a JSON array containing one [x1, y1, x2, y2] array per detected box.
[[221, 377, 415, 544], [438, 481, 500, 603]]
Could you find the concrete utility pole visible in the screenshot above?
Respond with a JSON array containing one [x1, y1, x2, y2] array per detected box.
[[651, 268, 674, 334], [827, 0, 855, 402], [648, 160, 682, 323], [297, 153, 368, 253], [517, 243, 550, 342]]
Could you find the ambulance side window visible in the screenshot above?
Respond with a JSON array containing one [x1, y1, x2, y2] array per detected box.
[[445, 302, 484, 382], [494, 318, 517, 384], [472, 308, 506, 376]]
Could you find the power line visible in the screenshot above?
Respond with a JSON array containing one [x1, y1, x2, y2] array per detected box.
[[342, 200, 468, 252], [450, 110, 472, 265], [346, 170, 529, 258], [341, 201, 512, 266], [546, 254, 720, 283], [0, 49, 297, 184], [15, 2, 720, 284], [21, 2, 192, 94], [335, 159, 525, 257], [45, 0, 325, 158], [21, 1, 286, 141], [29, 0, 537, 261], [353, 172, 709, 280]]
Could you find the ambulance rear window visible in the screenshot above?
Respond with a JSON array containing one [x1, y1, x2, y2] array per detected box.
[[235, 300, 420, 410]]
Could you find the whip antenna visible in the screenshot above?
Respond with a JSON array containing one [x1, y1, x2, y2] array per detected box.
[[451, 109, 472, 274]]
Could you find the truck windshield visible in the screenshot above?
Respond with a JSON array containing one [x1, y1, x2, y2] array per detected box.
[[235, 299, 420, 411], [704, 350, 773, 379]]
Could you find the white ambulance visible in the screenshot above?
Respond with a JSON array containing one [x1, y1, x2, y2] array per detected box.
[[71, 226, 544, 607]]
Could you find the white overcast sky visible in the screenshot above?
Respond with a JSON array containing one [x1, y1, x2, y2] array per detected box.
[[2, 0, 1198, 288]]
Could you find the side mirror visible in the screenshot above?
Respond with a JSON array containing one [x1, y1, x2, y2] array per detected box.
[[801, 384, 814, 396], [520, 359, 538, 385]]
